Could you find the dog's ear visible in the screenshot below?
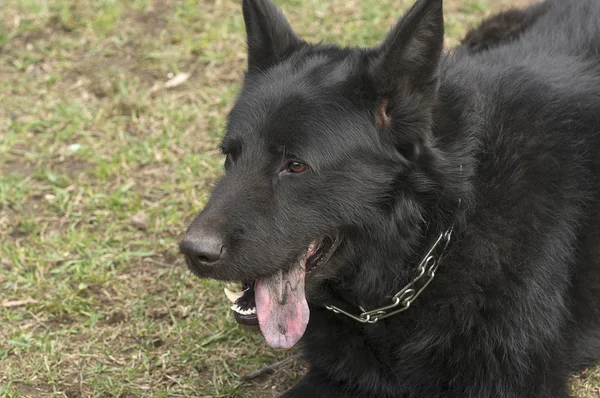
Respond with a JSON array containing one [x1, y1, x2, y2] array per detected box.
[[242, 0, 304, 72], [370, 0, 444, 98], [369, 0, 444, 159]]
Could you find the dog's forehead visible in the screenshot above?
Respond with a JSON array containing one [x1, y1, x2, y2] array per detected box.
[[225, 52, 372, 155], [271, 51, 358, 90]]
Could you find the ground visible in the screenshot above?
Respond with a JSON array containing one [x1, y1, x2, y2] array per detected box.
[[0, 0, 599, 397]]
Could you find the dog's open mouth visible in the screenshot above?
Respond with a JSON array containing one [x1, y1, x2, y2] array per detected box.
[[223, 235, 340, 349]]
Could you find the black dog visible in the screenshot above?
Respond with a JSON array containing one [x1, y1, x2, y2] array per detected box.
[[181, 0, 600, 396]]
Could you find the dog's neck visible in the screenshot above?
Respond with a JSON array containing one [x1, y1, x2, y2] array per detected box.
[[325, 77, 481, 315]]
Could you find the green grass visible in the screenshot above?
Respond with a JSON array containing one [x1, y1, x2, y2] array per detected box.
[[0, 0, 598, 396]]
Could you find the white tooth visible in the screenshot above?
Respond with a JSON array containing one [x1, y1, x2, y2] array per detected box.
[[232, 306, 255, 316], [224, 287, 244, 303], [225, 282, 242, 290]]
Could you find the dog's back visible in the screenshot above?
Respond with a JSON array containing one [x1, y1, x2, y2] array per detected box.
[[522, 0, 600, 60], [447, 0, 600, 373]]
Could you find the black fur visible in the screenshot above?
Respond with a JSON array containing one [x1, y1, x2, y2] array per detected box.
[[182, 0, 600, 396], [460, 2, 550, 54]]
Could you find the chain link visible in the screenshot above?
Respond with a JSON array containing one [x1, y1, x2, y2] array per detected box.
[[325, 228, 453, 324]]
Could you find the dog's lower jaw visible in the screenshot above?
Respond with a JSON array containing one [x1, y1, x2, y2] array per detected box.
[[224, 235, 342, 348]]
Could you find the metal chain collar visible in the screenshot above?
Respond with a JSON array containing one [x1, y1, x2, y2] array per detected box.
[[325, 228, 454, 324]]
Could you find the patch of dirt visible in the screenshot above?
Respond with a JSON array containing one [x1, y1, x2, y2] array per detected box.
[[9, 222, 30, 239], [62, 38, 158, 100], [1, 155, 93, 185], [0, 161, 35, 178], [0, 201, 48, 244], [46, 314, 75, 331], [0, 142, 36, 177], [104, 310, 128, 325], [63, 387, 84, 398], [68, 54, 141, 96], [162, 249, 179, 265], [128, 0, 172, 36], [12, 383, 53, 398], [54, 158, 94, 179]]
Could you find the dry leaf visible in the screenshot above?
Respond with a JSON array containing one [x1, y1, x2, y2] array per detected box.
[[1, 298, 39, 307], [164, 72, 191, 88], [131, 210, 149, 230]]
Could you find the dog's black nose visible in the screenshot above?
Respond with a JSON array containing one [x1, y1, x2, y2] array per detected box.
[[180, 234, 224, 264]]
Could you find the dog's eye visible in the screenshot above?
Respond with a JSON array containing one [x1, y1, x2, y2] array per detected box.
[[224, 154, 233, 170], [223, 149, 241, 170], [284, 160, 308, 173]]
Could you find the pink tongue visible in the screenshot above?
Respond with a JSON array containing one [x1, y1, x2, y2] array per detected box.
[[254, 261, 310, 349]]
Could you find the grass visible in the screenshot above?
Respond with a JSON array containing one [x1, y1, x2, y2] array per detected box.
[[0, 0, 598, 396]]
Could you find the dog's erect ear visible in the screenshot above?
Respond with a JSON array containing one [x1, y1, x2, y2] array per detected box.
[[242, 0, 303, 72], [371, 0, 444, 97], [369, 0, 444, 160]]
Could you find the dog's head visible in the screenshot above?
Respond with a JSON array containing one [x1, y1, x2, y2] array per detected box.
[[181, 0, 454, 349]]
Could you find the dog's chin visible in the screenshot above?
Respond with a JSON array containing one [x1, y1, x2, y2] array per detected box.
[[223, 234, 342, 327]]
